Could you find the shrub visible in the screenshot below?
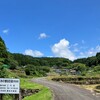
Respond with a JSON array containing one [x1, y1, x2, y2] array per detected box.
[[0, 65, 8, 78]]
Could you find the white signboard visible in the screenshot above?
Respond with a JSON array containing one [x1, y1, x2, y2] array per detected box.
[[0, 78, 20, 94]]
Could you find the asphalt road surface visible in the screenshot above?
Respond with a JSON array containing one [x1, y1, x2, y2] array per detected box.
[[32, 78, 100, 100]]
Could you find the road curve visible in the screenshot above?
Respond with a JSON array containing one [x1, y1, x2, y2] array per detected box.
[[31, 78, 100, 100]]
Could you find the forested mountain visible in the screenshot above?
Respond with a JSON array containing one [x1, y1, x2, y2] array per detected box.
[[12, 53, 71, 67]]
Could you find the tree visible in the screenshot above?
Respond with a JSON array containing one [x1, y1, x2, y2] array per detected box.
[[9, 60, 18, 70], [70, 63, 87, 72], [25, 64, 50, 76], [25, 67, 31, 75], [0, 65, 8, 78], [25, 64, 36, 75], [86, 57, 98, 67], [73, 58, 87, 64], [0, 37, 8, 59], [96, 52, 100, 65], [93, 65, 100, 72], [12, 53, 72, 67]]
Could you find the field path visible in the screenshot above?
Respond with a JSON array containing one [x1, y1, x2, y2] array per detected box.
[[31, 78, 100, 100]]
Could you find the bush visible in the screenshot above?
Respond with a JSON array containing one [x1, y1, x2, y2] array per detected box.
[[96, 85, 100, 90], [0, 65, 8, 78], [25, 68, 30, 75], [0, 62, 3, 66], [25, 64, 50, 76]]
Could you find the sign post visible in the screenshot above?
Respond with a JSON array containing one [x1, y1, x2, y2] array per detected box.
[[0, 78, 20, 100], [0, 94, 3, 100]]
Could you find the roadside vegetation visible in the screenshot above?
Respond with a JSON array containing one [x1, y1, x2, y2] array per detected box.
[[23, 87, 52, 100], [1, 69, 52, 100], [21, 78, 52, 100], [79, 84, 100, 93]]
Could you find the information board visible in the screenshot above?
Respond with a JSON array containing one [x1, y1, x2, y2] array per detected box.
[[0, 78, 20, 94]]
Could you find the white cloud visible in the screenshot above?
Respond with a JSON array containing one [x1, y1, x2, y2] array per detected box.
[[51, 39, 76, 61], [2, 29, 9, 34], [71, 43, 79, 52], [73, 43, 78, 47], [73, 48, 79, 52], [24, 49, 44, 57], [39, 33, 48, 39], [78, 45, 100, 58], [87, 45, 100, 56]]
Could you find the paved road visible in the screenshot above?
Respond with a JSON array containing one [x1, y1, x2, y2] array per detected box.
[[32, 78, 100, 100]]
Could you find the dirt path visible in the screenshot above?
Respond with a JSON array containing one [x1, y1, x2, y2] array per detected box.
[[31, 78, 100, 100]]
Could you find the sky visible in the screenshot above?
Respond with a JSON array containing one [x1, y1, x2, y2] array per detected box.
[[0, 0, 100, 60]]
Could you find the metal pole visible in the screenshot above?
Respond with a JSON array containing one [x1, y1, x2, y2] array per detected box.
[[15, 94, 21, 100], [15, 94, 18, 100]]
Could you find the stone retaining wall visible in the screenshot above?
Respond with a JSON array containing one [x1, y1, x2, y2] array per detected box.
[[21, 88, 40, 99]]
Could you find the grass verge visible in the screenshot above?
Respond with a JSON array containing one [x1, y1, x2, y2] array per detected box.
[[20, 78, 43, 89], [21, 78, 52, 100], [23, 87, 52, 100]]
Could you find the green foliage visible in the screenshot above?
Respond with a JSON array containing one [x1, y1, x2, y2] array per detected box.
[[4, 52, 18, 69], [3, 94, 13, 100], [96, 52, 100, 64], [9, 60, 18, 69], [74, 58, 87, 64], [25, 68, 30, 75], [73, 57, 98, 67], [0, 37, 8, 59], [86, 57, 98, 67], [93, 65, 100, 72], [12, 53, 71, 67], [73, 53, 100, 76], [25, 64, 50, 76], [20, 78, 52, 100], [0, 61, 3, 66], [70, 63, 87, 72], [20, 78, 43, 89], [0, 65, 8, 78], [42, 67, 50, 73], [23, 87, 52, 100]]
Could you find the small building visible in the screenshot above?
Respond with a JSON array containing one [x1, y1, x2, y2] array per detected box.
[[70, 69, 77, 75]]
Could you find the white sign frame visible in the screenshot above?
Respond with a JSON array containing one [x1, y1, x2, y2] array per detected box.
[[0, 78, 20, 94]]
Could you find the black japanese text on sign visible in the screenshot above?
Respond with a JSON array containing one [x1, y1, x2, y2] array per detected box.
[[0, 78, 20, 94]]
